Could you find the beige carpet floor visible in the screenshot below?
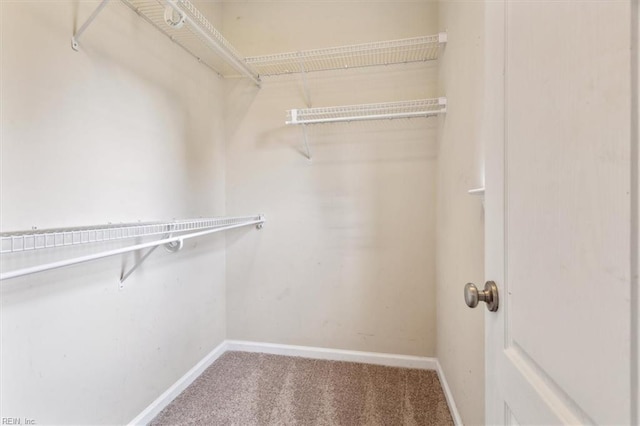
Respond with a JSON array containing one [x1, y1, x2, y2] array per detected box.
[[150, 351, 454, 426]]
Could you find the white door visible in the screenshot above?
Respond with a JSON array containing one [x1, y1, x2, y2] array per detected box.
[[482, 0, 638, 424]]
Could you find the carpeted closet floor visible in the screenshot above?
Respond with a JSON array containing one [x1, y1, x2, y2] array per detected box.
[[150, 351, 454, 425]]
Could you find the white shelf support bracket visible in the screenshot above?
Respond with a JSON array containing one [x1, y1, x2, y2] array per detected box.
[[299, 58, 312, 108], [438, 31, 448, 43], [71, 0, 111, 51], [468, 187, 485, 210], [119, 245, 159, 288], [288, 109, 312, 160], [118, 234, 186, 287]]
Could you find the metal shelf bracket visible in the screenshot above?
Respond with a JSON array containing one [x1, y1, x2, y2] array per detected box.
[[119, 224, 186, 287], [120, 245, 159, 288], [71, 0, 111, 51], [299, 59, 312, 108]]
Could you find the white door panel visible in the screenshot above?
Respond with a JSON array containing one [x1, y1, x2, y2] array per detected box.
[[484, 0, 636, 424]]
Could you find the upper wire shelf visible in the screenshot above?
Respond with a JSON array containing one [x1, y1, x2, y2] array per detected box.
[[1, 216, 262, 254], [286, 97, 447, 125], [246, 33, 447, 77], [75, 2, 445, 84], [73, 0, 260, 85]]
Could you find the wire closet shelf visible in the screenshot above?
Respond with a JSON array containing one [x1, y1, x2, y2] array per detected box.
[[75, 2, 445, 84], [0, 215, 265, 281], [246, 33, 447, 76], [73, 0, 261, 85], [286, 97, 447, 125], [0, 216, 261, 254]]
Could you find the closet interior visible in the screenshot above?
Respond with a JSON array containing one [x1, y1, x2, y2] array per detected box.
[[0, 0, 485, 424]]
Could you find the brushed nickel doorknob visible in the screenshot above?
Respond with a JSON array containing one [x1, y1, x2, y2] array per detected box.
[[464, 281, 499, 312]]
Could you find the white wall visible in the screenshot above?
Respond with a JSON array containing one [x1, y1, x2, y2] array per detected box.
[[0, 1, 228, 424], [436, 1, 486, 425], [223, 1, 441, 356]]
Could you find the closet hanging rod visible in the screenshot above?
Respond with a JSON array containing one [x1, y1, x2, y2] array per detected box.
[[0, 215, 265, 281]]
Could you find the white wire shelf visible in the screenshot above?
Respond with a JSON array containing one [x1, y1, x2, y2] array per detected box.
[[0, 215, 265, 282], [286, 97, 447, 125], [73, 0, 260, 85], [1, 216, 262, 254], [246, 33, 447, 77]]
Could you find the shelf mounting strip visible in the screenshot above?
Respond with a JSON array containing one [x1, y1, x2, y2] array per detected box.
[[72, 0, 261, 86], [0, 215, 265, 285]]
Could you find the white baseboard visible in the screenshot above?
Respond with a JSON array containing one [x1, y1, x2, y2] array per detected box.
[[127, 340, 229, 426], [129, 340, 460, 425], [225, 339, 438, 370], [436, 360, 464, 426]]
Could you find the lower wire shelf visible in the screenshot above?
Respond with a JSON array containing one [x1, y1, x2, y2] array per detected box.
[[286, 97, 447, 125], [0, 215, 265, 282]]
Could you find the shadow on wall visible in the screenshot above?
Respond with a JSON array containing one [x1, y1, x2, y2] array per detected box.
[[224, 77, 261, 142], [226, 114, 441, 169], [291, 119, 440, 164], [243, 107, 441, 164], [256, 126, 311, 159]]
